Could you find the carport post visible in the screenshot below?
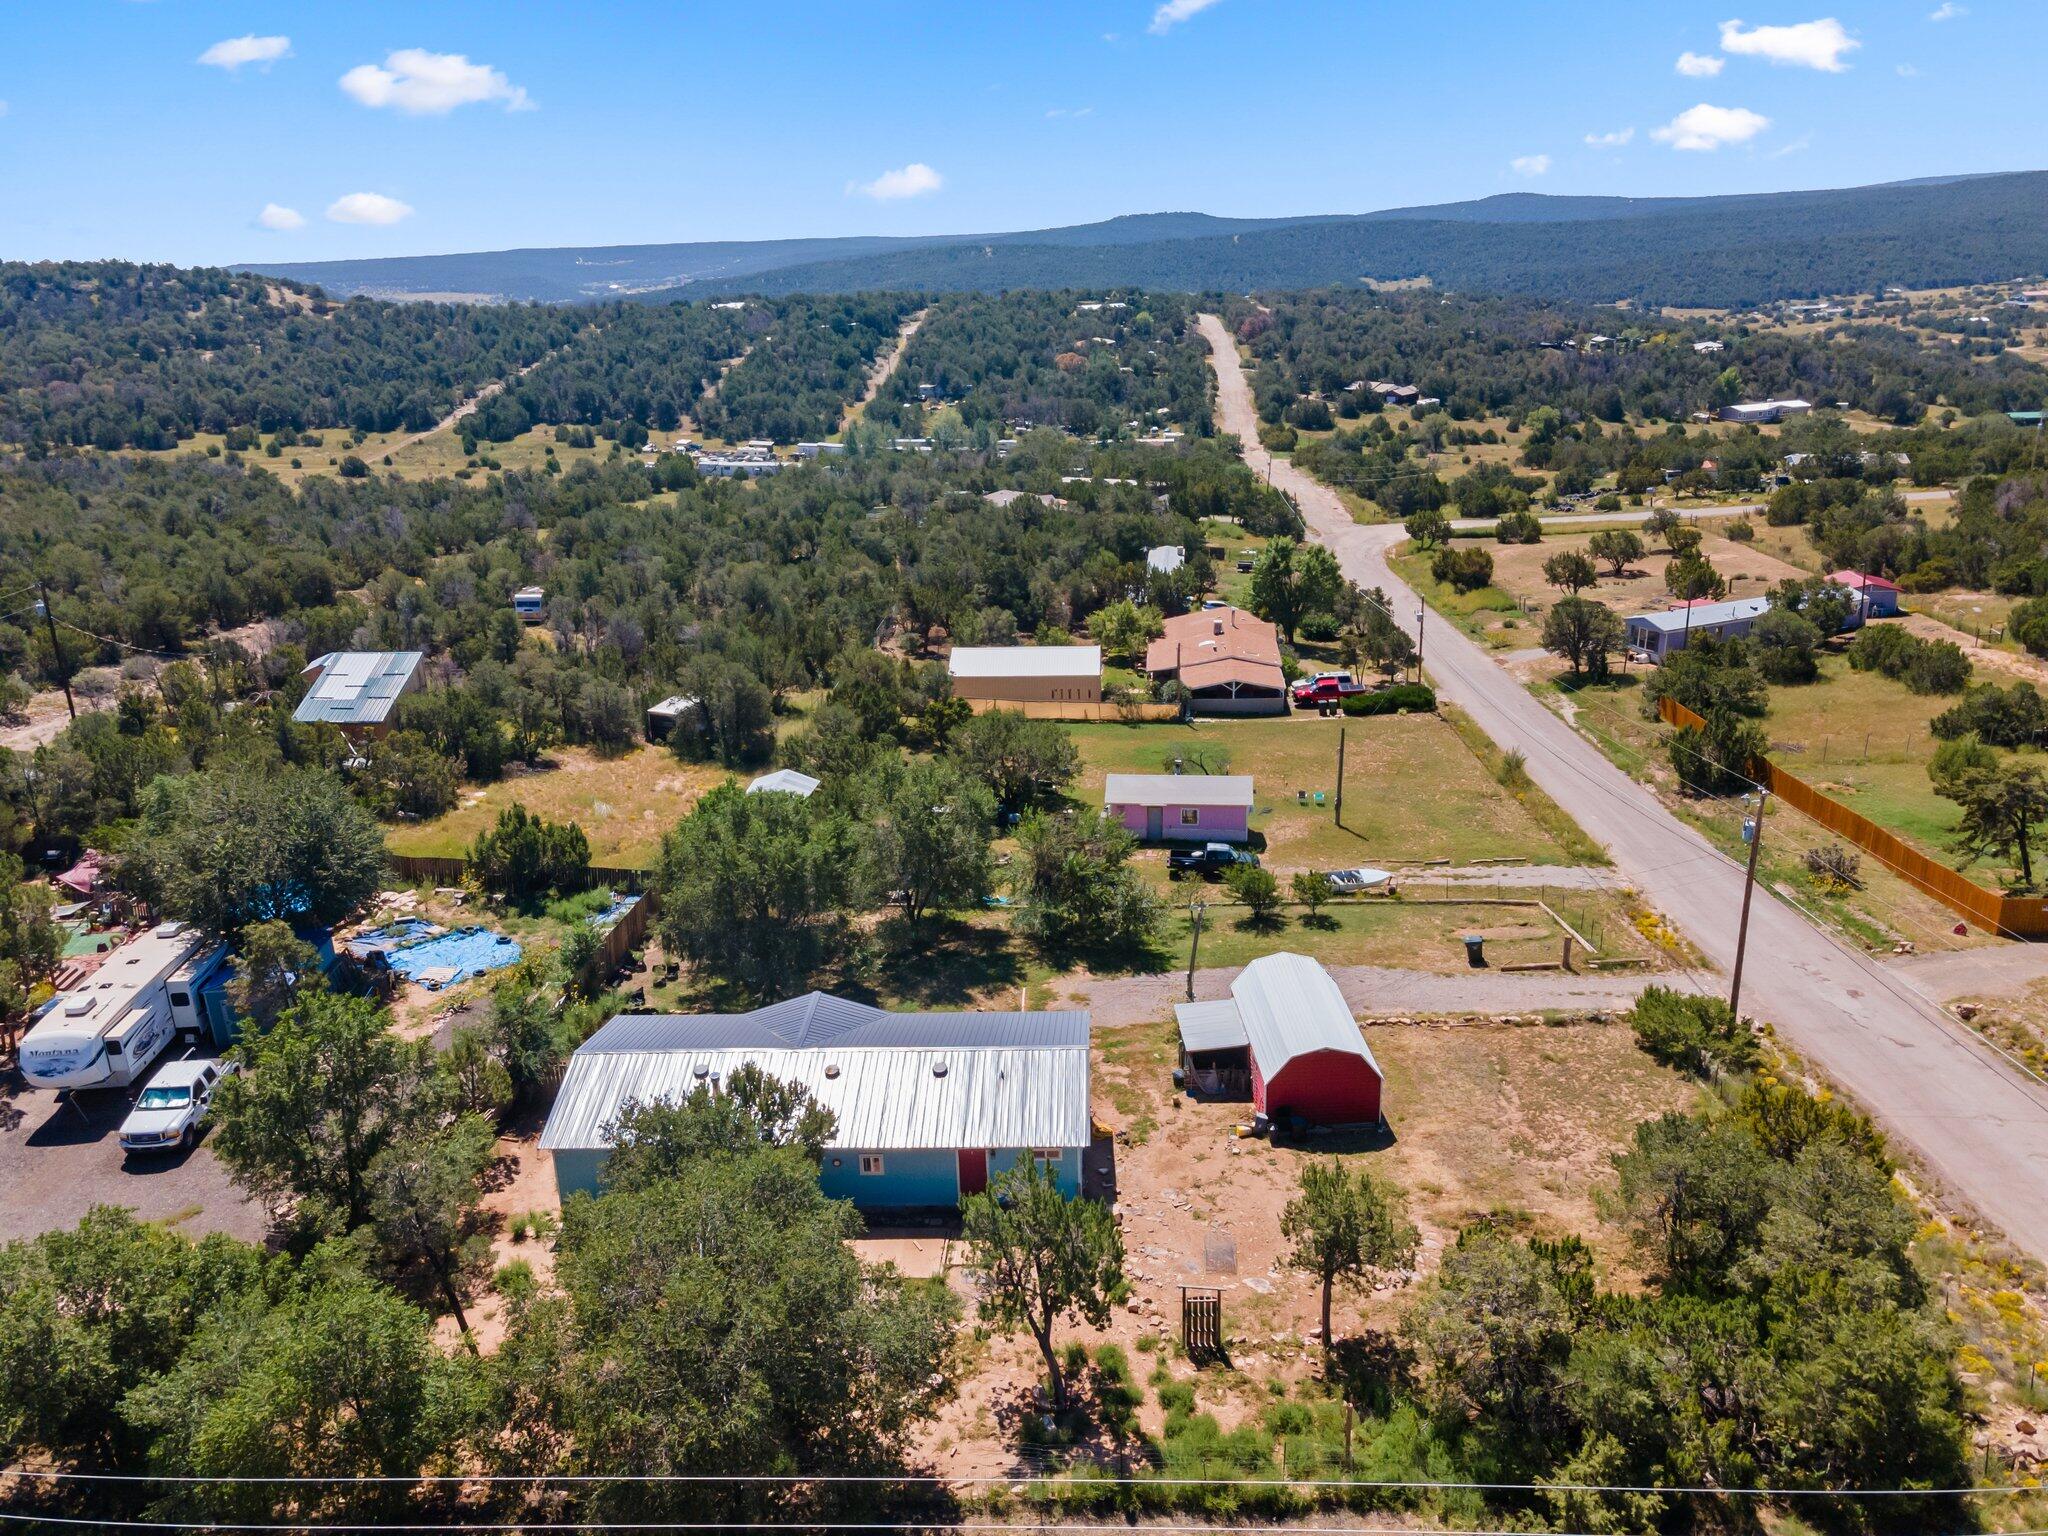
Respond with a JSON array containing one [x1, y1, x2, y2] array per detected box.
[[1186, 899, 1207, 1001]]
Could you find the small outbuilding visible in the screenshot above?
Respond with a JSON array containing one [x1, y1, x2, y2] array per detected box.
[[645, 694, 700, 743], [1147, 545, 1186, 575], [747, 768, 821, 798], [1174, 953, 1382, 1127], [540, 993, 1093, 1209], [1827, 569, 1902, 619], [948, 644, 1102, 706], [513, 586, 545, 623], [1106, 773, 1253, 844]]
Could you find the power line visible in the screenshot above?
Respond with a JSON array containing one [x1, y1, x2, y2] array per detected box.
[[9, 1466, 2034, 1499], [4, 1520, 2021, 1536]]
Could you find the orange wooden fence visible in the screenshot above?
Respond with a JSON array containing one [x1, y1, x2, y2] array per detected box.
[[1656, 695, 2048, 938]]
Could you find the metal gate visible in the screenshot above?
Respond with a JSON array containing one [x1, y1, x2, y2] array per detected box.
[[1181, 1286, 1223, 1362]]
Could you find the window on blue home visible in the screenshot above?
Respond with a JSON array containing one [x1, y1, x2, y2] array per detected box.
[[859, 1154, 885, 1176]]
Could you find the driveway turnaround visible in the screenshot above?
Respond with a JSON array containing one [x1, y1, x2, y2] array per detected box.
[[1200, 313, 2048, 1260]]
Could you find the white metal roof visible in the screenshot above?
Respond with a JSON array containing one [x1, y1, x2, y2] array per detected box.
[[1104, 773, 1254, 809], [1625, 596, 1770, 635], [747, 769, 821, 798], [1175, 998, 1250, 1054], [540, 999, 1092, 1154], [947, 644, 1102, 680], [1231, 952, 1378, 1080], [1147, 545, 1186, 573]]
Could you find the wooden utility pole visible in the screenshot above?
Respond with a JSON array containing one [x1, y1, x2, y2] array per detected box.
[[37, 581, 74, 722], [1728, 789, 1769, 1018], [1185, 899, 1207, 1001], [1335, 726, 1346, 827], [1414, 603, 1427, 683]]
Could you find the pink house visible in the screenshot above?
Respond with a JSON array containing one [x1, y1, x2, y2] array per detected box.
[[1105, 773, 1254, 845]]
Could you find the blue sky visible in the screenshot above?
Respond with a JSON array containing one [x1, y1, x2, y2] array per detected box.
[[3, 1, 2042, 266]]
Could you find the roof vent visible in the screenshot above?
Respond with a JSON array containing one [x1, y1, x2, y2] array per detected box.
[[824, 1064, 841, 1079], [932, 1061, 949, 1078], [1213, 618, 1225, 635], [692, 1063, 710, 1080]]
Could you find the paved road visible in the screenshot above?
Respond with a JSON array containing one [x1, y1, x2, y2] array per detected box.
[[1200, 313, 2048, 1257]]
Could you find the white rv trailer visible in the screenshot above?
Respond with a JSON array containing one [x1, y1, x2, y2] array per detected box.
[[19, 923, 225, 1090]]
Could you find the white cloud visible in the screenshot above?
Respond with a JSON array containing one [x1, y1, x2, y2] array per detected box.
[[847, 163, 943, 201], [1652, 103, 1771, 152], [1584, 127, 1636, 147], [339, 49, 533, 115], [1718, 18, 1859, 72], [198, 34, 292, 71], [256, 202, 306, 230], [1897, 62, 1921, 76], [1929, 2, 1966, 18], [1510, 154, 1551, 177], [326, 191, 415, 225], [1770, 135, 1813, 158], [1046, 106, 1095, 119], [1149, 0, 1224, 34], [1676, 51, 1726, 76]]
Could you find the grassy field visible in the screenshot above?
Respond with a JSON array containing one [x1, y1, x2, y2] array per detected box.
[[1543, 665, 2011, 950], [384, 744, 726, 868], [1158, 890, 1668, 974], [130, 423, 627, 488], [1065, 712, 1594, 873]]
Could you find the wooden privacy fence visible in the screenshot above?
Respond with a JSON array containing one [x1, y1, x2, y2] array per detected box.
[[386, 852, 651, 892], [1656, 695, 2048, 938], [964, 698, 1182, 723]]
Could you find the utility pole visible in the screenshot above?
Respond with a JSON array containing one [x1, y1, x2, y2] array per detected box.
[[1185, 899, 1207, 1001], [36, 581, 74, 722], [1414, 605, 1427, 684], [1335, 726, 1346, 829], [1728, 789, 1769, 1018]]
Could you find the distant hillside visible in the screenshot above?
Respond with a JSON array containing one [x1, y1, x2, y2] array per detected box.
[[240, 171, 2048, 309]]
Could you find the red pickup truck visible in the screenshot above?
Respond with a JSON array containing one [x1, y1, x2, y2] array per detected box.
[[1291, 673, 1367, 706]]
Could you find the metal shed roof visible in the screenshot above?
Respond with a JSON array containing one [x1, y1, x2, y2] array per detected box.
[[292, 652, 423, 727], [1105, 773, 1254, 809], [747, 769, 821, 798], [1175, 998, 1250, 1054], [541, 995, 1091, 1153], [1624, 597, 1770, 636], [1230, 952, 1378, 1080], [947, 644, 1102, 680]]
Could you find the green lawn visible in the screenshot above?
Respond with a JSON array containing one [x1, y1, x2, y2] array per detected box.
[[1387, 543, 1527, 649], [1065, 712, 1590, 874]]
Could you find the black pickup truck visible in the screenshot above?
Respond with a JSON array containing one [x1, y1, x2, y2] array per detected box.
[[1167, 843, 1260, 879]]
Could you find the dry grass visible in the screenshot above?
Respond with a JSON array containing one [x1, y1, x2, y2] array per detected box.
[[383, 744, 726, 867]]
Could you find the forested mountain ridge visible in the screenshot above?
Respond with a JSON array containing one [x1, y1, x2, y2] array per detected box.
[[235, 171, 2048, 308], [685, 172, 2048, 307]]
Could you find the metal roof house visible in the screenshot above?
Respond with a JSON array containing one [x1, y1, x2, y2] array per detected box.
[[1106, 773, 1254, 845], [293, 651, 424, 740], [1624, 597, 1771, 662], [1719, 399, 1813, 425], [1174, 953, 1382, 1127], [1144, 606, 1287, 716], [540, 993, 1093, 1208], [1828, 569, 1902, 619]]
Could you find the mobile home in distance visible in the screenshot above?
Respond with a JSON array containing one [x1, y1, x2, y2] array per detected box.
[[513, 586, 545, 623], [19, 923, 226, 1090]]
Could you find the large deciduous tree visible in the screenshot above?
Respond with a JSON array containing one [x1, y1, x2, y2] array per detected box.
[[1248, 536, 1344, 641]]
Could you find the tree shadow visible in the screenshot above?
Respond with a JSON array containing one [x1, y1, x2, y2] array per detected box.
[[1327, 1330, 1415, 1416], [848, 918, 1025, 1008], [1297, 911, 1341, 932]]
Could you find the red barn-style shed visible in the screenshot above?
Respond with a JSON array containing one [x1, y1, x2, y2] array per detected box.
[[1175, 952, 1383, 1126]]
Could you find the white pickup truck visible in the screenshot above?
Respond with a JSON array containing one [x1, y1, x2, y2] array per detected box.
[[118, 1058, 236, 1155]]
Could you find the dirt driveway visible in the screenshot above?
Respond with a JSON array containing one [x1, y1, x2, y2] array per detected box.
[[0, 1065, 263, 1244]]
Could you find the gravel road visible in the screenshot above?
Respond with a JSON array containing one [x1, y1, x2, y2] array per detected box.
[[1200, 312, 2048, 1258]]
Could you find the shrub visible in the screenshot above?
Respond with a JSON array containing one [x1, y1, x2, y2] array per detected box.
[[1727, 519, 1756, 543], [2011, 597, 2048, 658], [1339, 683, 1437, 717], [1494, 510, 1543, 544], [1298, 611, 1339, 643], [1847, 625, 1971, 695], [1628, 985, 1757, 1075], [1932, 682, 2048, 747], [1225, 863, 1282, 922], [469, 804, 591, 905], [1803, 843, 1863, 890], [1430, 546, 1495, 593]]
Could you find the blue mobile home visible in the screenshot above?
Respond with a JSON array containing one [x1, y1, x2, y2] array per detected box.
[[540, 993, 1092, 1209]]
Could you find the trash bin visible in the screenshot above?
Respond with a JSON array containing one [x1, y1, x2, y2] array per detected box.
[[1463, 934, 1487, 968]]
